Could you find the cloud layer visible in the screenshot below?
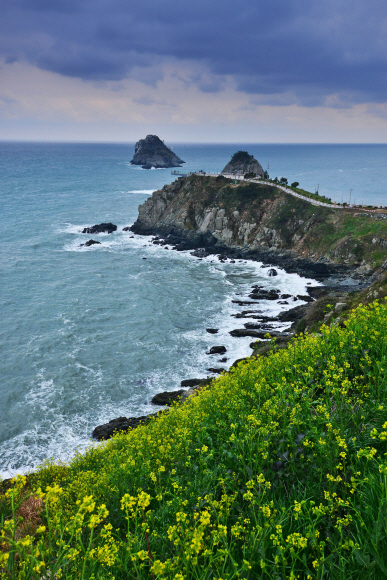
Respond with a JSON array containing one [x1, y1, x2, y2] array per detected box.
[[1, 0, 387, 107]]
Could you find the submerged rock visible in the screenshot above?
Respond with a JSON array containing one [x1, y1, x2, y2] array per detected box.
[[206, 328, 219, 334], [80, 239, 101, 247], [130, 135, 185, 169], [82, 223, 117, 234]]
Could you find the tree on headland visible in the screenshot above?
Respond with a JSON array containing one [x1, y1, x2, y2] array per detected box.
[[230, 151, 254, 164], [279, 177, 288, 185], [291, 181, 299, 188]]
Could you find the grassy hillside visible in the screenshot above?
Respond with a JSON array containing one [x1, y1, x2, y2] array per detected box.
[[2, 299, 387, 579]]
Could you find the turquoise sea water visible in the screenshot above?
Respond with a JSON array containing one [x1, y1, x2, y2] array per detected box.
[[1, 142, 386, 478]]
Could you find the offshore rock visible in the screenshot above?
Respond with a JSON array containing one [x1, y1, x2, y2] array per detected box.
[[82, 223, 117, 234], [221, 151, 264, 177], [80, 239, 101, 247], [207, 345, 227, 354], [130, 135, 185, 169]]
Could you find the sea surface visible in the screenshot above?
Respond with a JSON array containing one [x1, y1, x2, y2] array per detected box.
[[1, 142, 387, 478]]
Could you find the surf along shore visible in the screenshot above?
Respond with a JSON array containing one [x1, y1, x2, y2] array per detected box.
[[2, 173, 387, 578], [92, 173, 387, 439]]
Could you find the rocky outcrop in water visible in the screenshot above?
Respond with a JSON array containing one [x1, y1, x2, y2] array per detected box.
[[130, 135, 185, 169], [221, 151, 264, 177], [82, 223, 117, 234]]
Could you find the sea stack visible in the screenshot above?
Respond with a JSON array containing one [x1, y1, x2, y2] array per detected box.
[[221, 150, 264, 177], [130, 135, 185, 169]]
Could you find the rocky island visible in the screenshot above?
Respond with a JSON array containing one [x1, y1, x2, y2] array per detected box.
[[221, 150, 264, 177], [130, 134, 185, 169]]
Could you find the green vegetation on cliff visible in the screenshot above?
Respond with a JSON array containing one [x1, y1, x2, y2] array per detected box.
[[2, 300, 387, 578], [160, 175, 387, 269]]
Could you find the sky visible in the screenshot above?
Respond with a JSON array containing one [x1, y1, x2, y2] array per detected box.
[[1, 0, 387, 143]]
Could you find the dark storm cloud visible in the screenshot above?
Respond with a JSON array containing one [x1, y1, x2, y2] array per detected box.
[[1, 0, 386, 105]]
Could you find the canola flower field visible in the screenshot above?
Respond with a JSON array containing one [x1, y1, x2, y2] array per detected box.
[[2, 300, 387, 579]]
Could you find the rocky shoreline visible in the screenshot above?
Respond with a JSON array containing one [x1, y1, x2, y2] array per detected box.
[[92, 229, 369, 441], [77, 220, 374, 442]]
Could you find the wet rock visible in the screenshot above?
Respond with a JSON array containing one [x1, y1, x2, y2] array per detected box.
[[230, 329, 267, 338], [180, 379, 203, 387], [92, 414, 157, 441], [218, 357, 228, 362], [297, 294, 314, 303], [278, 300, 289, 304], [277, 304, 308, 322], [248, 289, 280, 300], [80, 239, 101, 247], [207, 345, 227, 354], [122, 226, 130, 231], [281, 294, 292, 299], [268, 268, 278, 276], [206, 328, 219, 334], [152, 390, 185, 405], [207, 368, 225, 374], [82, 223, 117, 234]]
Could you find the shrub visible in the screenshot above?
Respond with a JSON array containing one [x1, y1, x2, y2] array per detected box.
[[230, 150, 253, 164]]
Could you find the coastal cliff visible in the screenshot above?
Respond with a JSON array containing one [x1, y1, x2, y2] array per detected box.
[[130, 174, 387, 277]]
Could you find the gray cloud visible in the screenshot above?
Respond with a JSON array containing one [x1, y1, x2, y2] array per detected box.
[[1, 0, 387, 105]]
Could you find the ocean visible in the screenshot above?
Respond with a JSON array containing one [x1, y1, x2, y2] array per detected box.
[[1, 142, 386, 478]]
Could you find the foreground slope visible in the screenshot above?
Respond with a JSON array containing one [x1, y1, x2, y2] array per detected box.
[[2, 300, 387, 578]]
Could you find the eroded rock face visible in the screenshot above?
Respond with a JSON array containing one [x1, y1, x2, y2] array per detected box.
[[221, 151, 264, 177], [129, 174, 372, 277], [130, 135, 185, 169]]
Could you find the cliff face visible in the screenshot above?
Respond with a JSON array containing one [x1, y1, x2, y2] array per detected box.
[[131, 175, 387, 276], [130, 135, 185, 169]]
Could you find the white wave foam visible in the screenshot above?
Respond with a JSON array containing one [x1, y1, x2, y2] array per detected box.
[[122, 190, 155, 194]]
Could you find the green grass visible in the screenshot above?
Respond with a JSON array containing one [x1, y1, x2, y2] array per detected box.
[[2, 302, 387, 579]]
